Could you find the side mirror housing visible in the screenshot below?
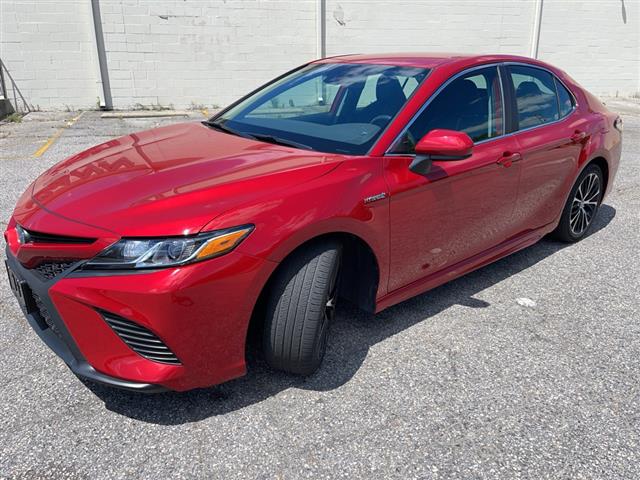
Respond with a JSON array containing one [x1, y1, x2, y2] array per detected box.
[[409, 129, 474, 175]]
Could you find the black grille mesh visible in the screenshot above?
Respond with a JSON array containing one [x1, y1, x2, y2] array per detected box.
[[33, 261, 75, 280], [100, 311, 181, 365], [31, 291, 63, 339]]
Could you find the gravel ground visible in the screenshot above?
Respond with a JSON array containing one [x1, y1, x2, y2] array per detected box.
[[0, 102, 639, 479]]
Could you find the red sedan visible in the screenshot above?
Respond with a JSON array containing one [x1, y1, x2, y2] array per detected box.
[[4, 54, 622, 392]]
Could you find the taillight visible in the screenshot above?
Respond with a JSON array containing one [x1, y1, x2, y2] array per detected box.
[[614, 116, 623, 133]]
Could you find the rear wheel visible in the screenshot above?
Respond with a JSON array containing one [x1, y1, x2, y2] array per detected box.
[[263, 241, 341, 375], [553, 164, 604, 242]]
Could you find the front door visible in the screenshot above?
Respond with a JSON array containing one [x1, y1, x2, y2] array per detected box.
[[384, 65, 522, 292]]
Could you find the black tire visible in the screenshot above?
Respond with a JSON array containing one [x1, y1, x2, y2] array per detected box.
[[263, 241, 341, 375], [553, 163, 604, 242]]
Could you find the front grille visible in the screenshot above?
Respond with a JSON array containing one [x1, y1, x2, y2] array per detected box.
[[18, 225, 95, 244], [100, 310, 181, 365], [33, 261, 76, 281]]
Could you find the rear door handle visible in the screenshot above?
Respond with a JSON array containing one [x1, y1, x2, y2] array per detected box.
[[570, 130, 587, 143], [497, 152, 522, 168]]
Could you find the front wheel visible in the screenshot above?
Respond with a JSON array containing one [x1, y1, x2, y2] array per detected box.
[[263, 241, 341, 375], [553, 164, 604, 242]]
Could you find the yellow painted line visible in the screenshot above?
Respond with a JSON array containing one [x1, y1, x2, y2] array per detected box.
[[33, 111, 85, 158]]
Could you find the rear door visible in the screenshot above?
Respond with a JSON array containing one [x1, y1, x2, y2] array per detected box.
[[504, 64, 588, 230], [384, 65, 522, 291]]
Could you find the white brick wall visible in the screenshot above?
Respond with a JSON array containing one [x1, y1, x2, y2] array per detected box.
[[324, 0, 639, 97], [1, 0, 638, 110], [325, 0, 536, 55], [100, 0, 317, 109], [0, 0, 100, 110], [537, 0, 640, 96]]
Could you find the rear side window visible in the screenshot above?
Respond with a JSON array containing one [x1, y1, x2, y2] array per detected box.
[[555, 78, 575, 118], [508, 65, 559, 129], [390, 66, 504, 152]]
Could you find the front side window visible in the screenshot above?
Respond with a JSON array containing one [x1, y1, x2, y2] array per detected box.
[[508, 65, 560, 129], [391, 66, 504, 153], [212, 63, 429, 155]]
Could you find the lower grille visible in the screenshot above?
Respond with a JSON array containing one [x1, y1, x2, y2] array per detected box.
[[32, 291, 62, 338], [33, 261, 75, 281], [100, 310, 181, 365]]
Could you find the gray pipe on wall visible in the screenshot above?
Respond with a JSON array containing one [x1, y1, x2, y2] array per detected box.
[[91, 0, 113, 110]]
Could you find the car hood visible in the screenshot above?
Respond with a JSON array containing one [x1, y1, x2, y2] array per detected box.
[[25, 122, 342, 236]]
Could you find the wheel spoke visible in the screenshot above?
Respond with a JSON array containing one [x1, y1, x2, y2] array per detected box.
[[583, 204, 597, 216], [570, 208, 579, 221], [585, 204, 594, 219], [584, 188, 600, 202], [570, 211, 580, 229], [576, 211, 582, 234], [585, 174, 595, 197]]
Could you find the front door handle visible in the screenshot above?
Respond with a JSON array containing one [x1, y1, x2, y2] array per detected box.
[[497, 152, 522, 168], [570, 130, 587, 143]]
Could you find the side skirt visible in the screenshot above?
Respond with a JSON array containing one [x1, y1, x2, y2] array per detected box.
[[375, 224, 555, 313]]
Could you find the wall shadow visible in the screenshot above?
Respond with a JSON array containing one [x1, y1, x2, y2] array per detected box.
[[85, 205, 616, 424]]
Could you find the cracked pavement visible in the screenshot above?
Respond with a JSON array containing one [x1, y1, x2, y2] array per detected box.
[[0, 102, 639, 479]]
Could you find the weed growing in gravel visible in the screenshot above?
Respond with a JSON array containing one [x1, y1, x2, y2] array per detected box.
[[4, 113, 22, 123]]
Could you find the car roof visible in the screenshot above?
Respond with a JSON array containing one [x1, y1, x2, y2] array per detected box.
[[314, 53, 539, 70]]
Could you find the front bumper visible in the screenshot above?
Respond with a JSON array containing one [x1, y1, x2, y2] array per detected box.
[[5, 244, 275, 392]]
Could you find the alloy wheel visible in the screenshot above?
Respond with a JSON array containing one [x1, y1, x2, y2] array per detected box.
[[570, 172, 600, 236]]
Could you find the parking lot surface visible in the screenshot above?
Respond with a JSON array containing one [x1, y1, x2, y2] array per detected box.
[[1, 102, 639, 479]]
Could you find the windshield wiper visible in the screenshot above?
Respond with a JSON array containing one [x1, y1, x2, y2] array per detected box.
[[202, 120, 254, 140], [250, 133, 313, 151], [203, 121, 312, 151]]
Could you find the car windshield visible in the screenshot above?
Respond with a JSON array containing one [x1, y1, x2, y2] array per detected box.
[[209, 63, 430, 155]]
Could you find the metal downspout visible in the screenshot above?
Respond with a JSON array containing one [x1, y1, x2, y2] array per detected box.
[[530, 0, 544, 59], [317, 0, 326, 59], [90, 0, 113, 110]]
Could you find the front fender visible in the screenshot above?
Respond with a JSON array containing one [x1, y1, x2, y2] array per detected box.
[[203, 158, 391, 298]]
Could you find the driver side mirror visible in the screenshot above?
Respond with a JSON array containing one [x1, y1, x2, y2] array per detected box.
[[409, 129, 474, 176]]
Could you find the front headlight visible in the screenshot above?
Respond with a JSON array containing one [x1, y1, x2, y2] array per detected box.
[[83, 225, 254, 270]]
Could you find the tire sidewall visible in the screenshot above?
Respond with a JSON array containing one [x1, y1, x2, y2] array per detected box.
[[262, 241, 342, 375]]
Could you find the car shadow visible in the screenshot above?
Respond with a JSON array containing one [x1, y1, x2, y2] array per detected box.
[[85, 205, 616, 424]]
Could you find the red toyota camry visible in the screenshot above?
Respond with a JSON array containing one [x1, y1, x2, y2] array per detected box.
[[5, 54, 622, 392]]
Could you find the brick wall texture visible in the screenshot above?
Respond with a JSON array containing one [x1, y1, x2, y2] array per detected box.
[[1, 0, 638, 110]]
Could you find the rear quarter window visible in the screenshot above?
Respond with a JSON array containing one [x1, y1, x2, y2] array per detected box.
[[555, 78, 575, 118]]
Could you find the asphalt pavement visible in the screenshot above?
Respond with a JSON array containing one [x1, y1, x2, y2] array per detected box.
[[0, 102, 639, 479]]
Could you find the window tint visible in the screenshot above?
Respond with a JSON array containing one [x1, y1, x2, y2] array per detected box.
[[555, 78, 574, 118], [216, 63, 429, 155], [391, 66, 504, 153], [356, 74, 421, 109], [356, 74, 379, 108], [508, 65, 560, 129], [248, 78, 341, 118]]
